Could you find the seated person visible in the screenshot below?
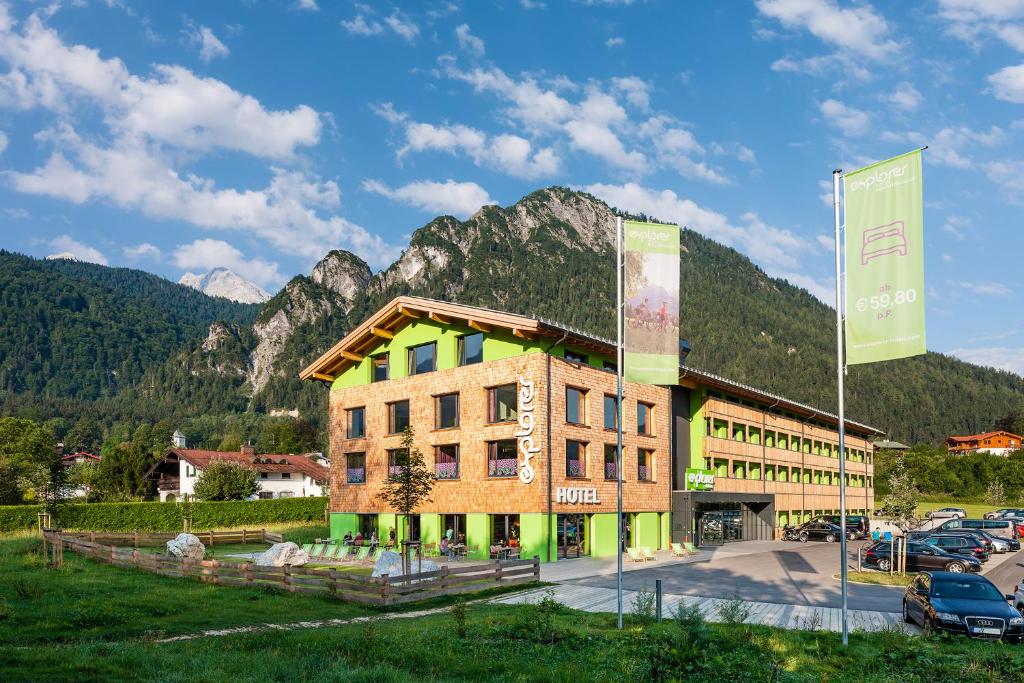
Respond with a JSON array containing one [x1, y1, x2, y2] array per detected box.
[[354, 532, 364, 546], [342, 531, 353, 545]]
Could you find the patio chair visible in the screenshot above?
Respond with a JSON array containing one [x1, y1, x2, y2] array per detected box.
[[323, 544, 343, 560], [682, 542, 699, 554], [670, 542, 688, 557], [310, 543, 327, 558], [301, 543, 315, 555], [423, 542, 437, 557], [489, 545, 501, 560], [506, 547, 521, 561], [626, 547, 644, 563], [641, 546, 656, 561], [366, 546, 381, 563], [462, 545, 476, 561], [354, 545, 371, 562]]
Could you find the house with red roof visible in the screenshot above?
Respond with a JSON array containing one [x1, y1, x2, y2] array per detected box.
[[945, 431, 1023, 456], [146, 442, 329, 502]]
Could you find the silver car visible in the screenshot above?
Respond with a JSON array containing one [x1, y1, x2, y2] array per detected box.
[[927, 507, 966, 519]]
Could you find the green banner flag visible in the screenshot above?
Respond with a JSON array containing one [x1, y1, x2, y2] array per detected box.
[[624, 220, 679, 384], [844, 150, 926, 365]]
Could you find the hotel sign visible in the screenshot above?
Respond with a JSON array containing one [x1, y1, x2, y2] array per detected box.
[[516, 376, 539, 484], [556, 487, 601, 504], [685, 468, 715, 491]]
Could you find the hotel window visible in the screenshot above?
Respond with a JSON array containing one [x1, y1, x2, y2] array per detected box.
[[346, 407, 365, 439], [602, 360, 617, 373], [372, 354, 389, 382], [564, 350, 588, 365], [345, 453, 366, 484], [388, 400, 410, 434], [566, 440, 586, 478], [281, 472, 291, 480], [260, 472, 269, 480], [637, 449, 653, 482], [435, 393, 459, 429], [603, 444, 618, 480], [457, 333, 484, 366], [487, 439, 518, 477], [407, 342, 436, 376], [566, 387, 587, 425], [603, 395, 618, 430], [387, 448, 408, 480], [637, 402, 654, 435], [487, 384, 518, 423], [434, 444, 459, 480], [733, 423, 746, 442]]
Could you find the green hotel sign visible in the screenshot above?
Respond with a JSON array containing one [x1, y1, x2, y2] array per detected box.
[[685, 468, 715, 491]]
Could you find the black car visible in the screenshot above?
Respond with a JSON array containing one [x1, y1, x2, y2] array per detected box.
[[903, 572, 1024, 642], [811, 514, 870, 539], [863, 541, 981, 573], [909, 527, 995, 552], [922, 534, 992, 563], [789, 521, 851, 543]]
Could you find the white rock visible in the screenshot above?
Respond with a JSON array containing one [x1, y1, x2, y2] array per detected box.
[[166, 533, 206, 560], [254, 542, 310, 567], [371, 550, 439, 577]]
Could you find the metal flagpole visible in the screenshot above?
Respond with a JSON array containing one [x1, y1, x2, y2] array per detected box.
[[616, 215, 624, 630], [833, 168, 849, 647]]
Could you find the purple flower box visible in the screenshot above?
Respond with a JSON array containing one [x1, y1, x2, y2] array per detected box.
[[346, 468, 365, 484], [567, 460, 584, 478], [605, 463, 617, 479], [488, 458, 518, 477], [638, 465, 651, 481], [435, 461, 459, 479], [388, 465, 405, 480]]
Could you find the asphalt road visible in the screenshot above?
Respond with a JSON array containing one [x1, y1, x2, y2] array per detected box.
[[566, 541, 1024, 613]]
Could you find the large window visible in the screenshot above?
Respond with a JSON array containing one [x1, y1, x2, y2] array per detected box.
[[637, 402, 654, 436], [638, 448, 653, 482], [603, 395, 618, 430], [435, 393, 459, 429], [564, 350, 588, 365], [566, 387, 586, 425], [387, 448, 408, 480], [346, 407, 365, 439], [492, 513, 520, 545], [487, 439, 518, 477], [407, 342, 436, 376], [372, 354, 389, 382], [457, 333, 483, 366], [488, 384, 518, 423], [434, 444, 459, 480], [345, 453, 366, 484], [566, 440, 586, 478], [388, 400, 410, 434], [604, 444, 618, 480]]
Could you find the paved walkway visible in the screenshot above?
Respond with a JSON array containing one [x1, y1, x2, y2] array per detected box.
[[492, 583, 917, 634]]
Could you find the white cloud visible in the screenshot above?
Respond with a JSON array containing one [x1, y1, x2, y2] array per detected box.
[[756, 0, 898, 60], [521, 0, 546, 8], [294, 0, 319, 11], [611, 76, 650, 109], [383, 11, 419, 42], [887, 82, 922, 111], [942, 253, 953, 262], [363, 179, 494, 218], [341, 14, 383, 36], [122, 242, 161, 259], [819, 99, 869, 136], [187, 24, 229, 63], [173, 238, 283, 288], [48, 234, 108, 264], [816, 234, 835, 251], [937, 0, 1024, 51], [988, 64, 1024, 103], [342, 10, 419, 42], [455, 24, 484, 57], [986, 159, 1024, 203], [951, 279, 1012, 296], [942, 215, 972, 240], [948, 346, 1024, 377], [605, 36, 624, 47]]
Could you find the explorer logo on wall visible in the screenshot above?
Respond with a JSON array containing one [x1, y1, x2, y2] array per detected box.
[[515, 376, 539, 484], [685, 468, 715, 491]]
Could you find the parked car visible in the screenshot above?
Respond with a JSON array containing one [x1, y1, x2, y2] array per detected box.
[[790, 520, 851, 543], [984, 508, 1024, 520], [922, 534, 992, 563], [810, 514, 871, 539], [1015, 577, 1024, 619], [927, 507, 966, 519], [939, 518, 1022, 539], [903, 572, 1024, 642], [909, 528, 996, 552], [863, 541, 981, 573]]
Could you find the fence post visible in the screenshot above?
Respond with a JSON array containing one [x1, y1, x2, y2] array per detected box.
[[495, 559, 503, 585], [656, 579, 663, 623], [440, 565, 450, 592], [533, 556, 541, 582], [328, 568, 338, 598], [133, 530, 139, 549], [284, 564, 293, 592], [242, 528, 247, 545], [381, 574, 391, 607], [261, 528, 266, 544]]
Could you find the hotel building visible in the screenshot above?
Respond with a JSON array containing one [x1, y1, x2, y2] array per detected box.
[[302, 297, 880, 562]]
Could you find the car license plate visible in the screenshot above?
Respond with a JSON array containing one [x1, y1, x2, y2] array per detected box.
[[972, 627, 1000, 635]]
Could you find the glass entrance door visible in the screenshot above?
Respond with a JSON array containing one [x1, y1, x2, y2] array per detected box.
[[557, 514, 587, 558], [699, 512, 724, 546]]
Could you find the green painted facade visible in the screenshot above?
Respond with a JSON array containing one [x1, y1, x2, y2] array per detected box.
[[589, 513, 620, 557], [329, 513, 359, 539]]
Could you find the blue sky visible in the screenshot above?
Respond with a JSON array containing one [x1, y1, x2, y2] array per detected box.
[[0, 0, 1022, 375]]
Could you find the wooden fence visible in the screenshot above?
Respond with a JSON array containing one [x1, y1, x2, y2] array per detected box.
[[43, 530, 540, 607], [57, 529, 285, 547]]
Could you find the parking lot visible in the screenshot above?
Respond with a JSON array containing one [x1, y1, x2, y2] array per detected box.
[[563, 540, 1024, 613]]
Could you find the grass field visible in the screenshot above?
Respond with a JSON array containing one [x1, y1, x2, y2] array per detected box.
[[3, 533, 1023, 681]]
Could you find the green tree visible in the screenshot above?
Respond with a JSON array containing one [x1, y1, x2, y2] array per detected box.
[[377, 426, 436, 573], [984, 479, 1007, 507], [64, 417, 103, 454], [0, 417, 59, 503], [879, 457, 919, 533], [192, 460, 261, 501]]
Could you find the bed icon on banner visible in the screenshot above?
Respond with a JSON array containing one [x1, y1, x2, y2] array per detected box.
[[860, 220, 908, 265]]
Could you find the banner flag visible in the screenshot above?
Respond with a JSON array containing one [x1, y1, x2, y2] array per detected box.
[[844, 149, 926, 365], [623, 220, 680, 384]]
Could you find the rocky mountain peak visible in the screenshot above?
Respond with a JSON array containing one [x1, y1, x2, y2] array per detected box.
[[310, 250, 372, 308], [179, 268, 271, 304]]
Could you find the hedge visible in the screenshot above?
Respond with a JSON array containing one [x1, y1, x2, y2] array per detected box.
[[0, 497, 328, 533]]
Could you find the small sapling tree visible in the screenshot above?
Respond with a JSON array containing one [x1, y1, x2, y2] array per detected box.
[[377, 426, 435, 574]]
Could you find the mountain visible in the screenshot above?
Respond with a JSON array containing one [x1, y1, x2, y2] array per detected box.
[[179, 268, 271, 304], [2, 188, 1022, 444]]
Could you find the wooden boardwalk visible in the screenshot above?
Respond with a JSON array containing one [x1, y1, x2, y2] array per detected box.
[[492, 584, 917, 634]]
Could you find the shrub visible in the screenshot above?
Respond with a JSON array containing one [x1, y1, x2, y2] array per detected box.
[[451, 598, 467, 638], [717, 596, 752, 625], [0, 497, 327, 532], [192, 460, 261, 501], [631, 588, 656, 626]]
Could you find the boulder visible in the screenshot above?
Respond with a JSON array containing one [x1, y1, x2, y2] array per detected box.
[[371, 550, 440, 578], [254, 542, 310, 567], [166, 533, 206, 560]]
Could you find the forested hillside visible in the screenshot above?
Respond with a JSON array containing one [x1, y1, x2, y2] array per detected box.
[[1, 188, 1022, 445]]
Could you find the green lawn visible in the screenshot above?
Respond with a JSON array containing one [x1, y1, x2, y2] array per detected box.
[[836, 571, 913, 587]]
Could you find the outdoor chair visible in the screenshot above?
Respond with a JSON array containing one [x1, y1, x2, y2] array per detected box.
[[626, 547, 644, 563], [423, 542, 437, 557], [310, 543, 327, 558], [641, 546, 656, 561], [506, 547, 521, 560], [324, 544, 344, 560], [670, 542, 689, 557], [463, 545, 476, 561], [489, 545, 501, 560], [366, 546, 381, 563], [354, 545, 371, 562], [301, 543, 315, 555], [682, 542, 699, 554]]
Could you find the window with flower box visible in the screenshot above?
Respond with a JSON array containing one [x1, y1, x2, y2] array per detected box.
[[604, 444, 618, 480], [387, 448, 408, 481], [487, 439, 517, 478], [345, 453, 366, 484], [434, 444, 459, 480], [566, 440, 587, 478]]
